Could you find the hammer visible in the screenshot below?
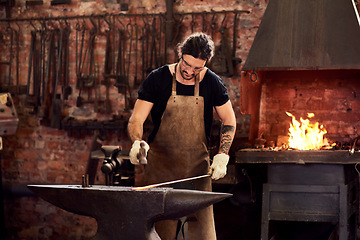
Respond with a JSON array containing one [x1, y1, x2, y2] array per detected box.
[[137, 142, 147, 165]]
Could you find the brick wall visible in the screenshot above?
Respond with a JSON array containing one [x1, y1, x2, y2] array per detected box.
[[258, 70, 360, 144], [0, 0, 267, 239]]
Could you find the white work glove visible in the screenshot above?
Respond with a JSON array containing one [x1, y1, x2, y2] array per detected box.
[[129, 140, 150, 165], [209, 153, 229, 180]]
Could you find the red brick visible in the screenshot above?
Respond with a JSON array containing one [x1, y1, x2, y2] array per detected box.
[[324, 88, 356, 99], [292, 99, 308, 111], [59, 141, 73, 151], [270, 122, 289, 136], [48, 161, 64, 171], [296, 88, 324, 99], [335, 99, 352, 112], [331, 112, 360, 123], [46, 171, 61, 183], [16, 149, 41, 160], [305, 99, 322, 110], [37, 161, 48, 171], [356, 124, 360, 135], [323, 122, 339, 135], [23, 160, 36, 170], [350, 100, 360, 112], [35, 140, 45, 149], [38, 128, 66, 137], [29, 172, 43, 182], [266, 87, 296, 99], [18, 139, 34, 149], [53, 151, 66, 162], [47, 141, 59, 150], [278, 99, 293, 111], [71, 151, 90, 162], [338, 124, 356, 136], [318, 100, 338, 112], [262, 98, 279, 110]]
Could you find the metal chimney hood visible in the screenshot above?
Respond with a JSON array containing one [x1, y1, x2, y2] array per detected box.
[[242, 0, 360, 71]]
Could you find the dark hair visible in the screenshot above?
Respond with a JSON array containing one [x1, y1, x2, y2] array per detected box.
[[177, 32, 214, 62]]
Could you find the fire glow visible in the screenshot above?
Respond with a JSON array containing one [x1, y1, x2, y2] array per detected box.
[[286, 112, 328, 150]]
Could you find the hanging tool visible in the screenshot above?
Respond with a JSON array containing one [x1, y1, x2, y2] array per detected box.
[[39, 30, 54, 120], [62, 25, 72, 100], [103, 18, 113, 114], [231, 11, 242, 68], [75, 20, 86, 86], [210, 13, 217, 39], [49, 28, 64, 129], [202, 12, 208, 33], [6, 26, 13, 92], [208, 13, 234, 76], [149, 17, 158, 70], [14, 23, 20, 94], [124, 21, 133, 110], [133, 21, 141, 87], [190, 14, 196, 33], [114, 17, 134, 111], [26, 29, 37, 112], [76, 18, 98, 111]]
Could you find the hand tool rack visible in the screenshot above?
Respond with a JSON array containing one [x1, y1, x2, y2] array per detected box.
[[0, 10, 249, 128]]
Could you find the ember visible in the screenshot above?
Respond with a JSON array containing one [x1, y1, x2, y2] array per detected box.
[[286, 112, 330, 150]]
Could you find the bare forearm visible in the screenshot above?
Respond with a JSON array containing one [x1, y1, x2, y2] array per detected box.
[[219, 124, 236, 154], [127, 99, 153, 142], [128, 118, 144, 142]]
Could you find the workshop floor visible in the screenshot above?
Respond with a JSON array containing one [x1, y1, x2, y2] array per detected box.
[[213, 184, 262, 240]]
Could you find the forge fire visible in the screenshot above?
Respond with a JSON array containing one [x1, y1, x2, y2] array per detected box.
[[255, 112, 359, 152], [286, 112, 331, 150]]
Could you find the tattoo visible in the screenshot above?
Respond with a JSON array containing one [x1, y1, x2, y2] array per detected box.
[[219, 125, 235, 154]]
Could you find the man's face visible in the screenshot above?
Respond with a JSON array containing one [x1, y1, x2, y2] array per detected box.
[[179, 54, 207, 81]]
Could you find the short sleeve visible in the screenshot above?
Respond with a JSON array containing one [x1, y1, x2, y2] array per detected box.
[[138, 71, 157, 103], [212, 74, 230, 107]]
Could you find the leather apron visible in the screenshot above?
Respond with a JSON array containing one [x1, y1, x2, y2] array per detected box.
[[140, 67, 216, 240]]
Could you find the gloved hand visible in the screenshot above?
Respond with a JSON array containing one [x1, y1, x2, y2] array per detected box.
[[129, 140, 150, 165], [208, 153, 229, 180]]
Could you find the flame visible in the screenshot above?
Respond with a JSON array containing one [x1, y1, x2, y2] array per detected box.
[[286, 112, 328, 150]]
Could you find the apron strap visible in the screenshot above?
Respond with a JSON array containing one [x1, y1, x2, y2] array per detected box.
[[172, 63, 200, 97], [172, 64, 177, 96], [194, 75, 199, 97]]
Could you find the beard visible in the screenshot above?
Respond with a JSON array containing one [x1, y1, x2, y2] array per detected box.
[[179, 65, 197, 81]]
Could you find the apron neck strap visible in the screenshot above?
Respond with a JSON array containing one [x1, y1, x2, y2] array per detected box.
[[172, 64, 200, 97]]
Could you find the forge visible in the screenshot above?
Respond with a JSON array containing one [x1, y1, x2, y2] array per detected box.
[[236, 149, 360, 240], [27, 185, 232, 240]]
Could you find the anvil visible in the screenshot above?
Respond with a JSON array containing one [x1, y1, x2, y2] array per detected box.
[[28, 185, 232, 240]]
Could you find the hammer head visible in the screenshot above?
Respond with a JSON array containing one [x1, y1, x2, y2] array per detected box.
[[137, 142, 148, 165]]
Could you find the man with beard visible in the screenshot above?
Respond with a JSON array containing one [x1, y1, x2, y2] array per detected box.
[[127, 32, 236, 240]]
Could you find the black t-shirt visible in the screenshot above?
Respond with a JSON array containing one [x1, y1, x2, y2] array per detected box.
[[138, 65, 230, 144]]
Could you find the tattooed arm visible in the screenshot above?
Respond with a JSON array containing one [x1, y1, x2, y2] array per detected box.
[[215, 100, 236, 154], [209, 100, 236, 180]]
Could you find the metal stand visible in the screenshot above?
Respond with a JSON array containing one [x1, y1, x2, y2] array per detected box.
[[261, 164, 359, 240]]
